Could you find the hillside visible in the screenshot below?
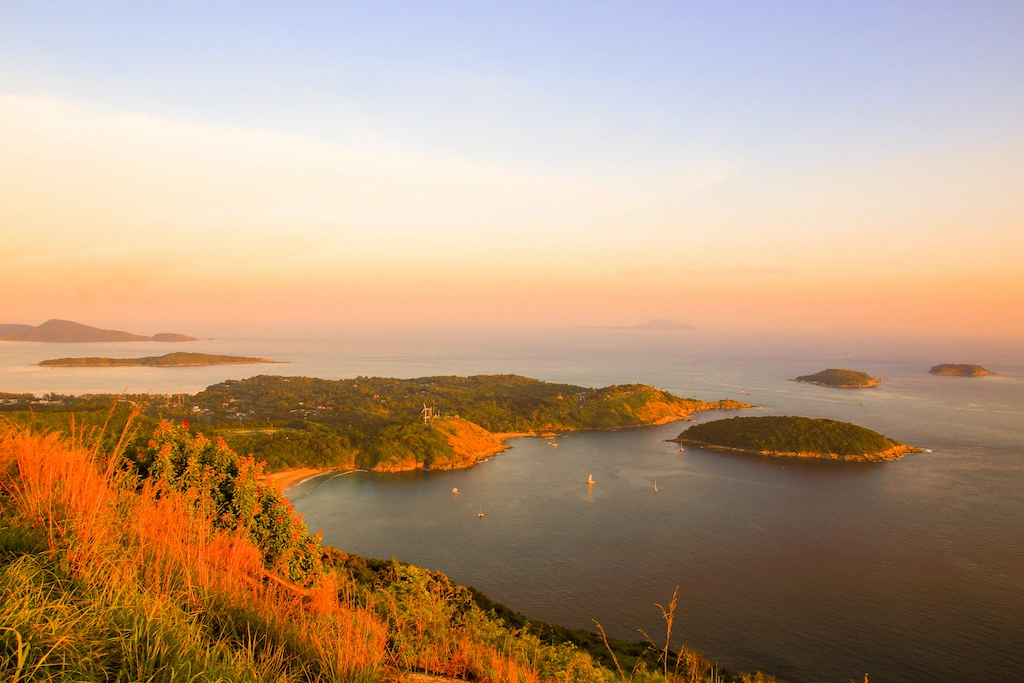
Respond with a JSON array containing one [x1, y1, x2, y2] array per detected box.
[[0, 319, 197, 342], [675, 416, 918, 461], [794, 369, 881, 388], [0, 375, 750, 475], [39, 352, 279, 367], [0, 420, 783, 683], [929, 364, 992, 376]]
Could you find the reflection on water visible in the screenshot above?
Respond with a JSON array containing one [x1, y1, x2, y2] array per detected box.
[[3, 329, 1023, 681]]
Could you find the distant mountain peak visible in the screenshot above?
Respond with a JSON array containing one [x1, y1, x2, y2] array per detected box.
[[0, 319, 197, 342], [576, 318, 696, 331]]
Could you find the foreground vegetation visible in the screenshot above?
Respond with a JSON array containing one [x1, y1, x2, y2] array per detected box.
[[793, 369, 881, 388], [928, 364, 992, 376], [676, 416, 917, 461], [0, 416, 782, 682], [1, 375, 748, 473], [39, 352, 281, 367]]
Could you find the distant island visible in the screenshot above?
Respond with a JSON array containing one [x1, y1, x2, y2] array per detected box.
[[0, 319, 197, 342], [794, 368, 882, 388], [577, 318, 696, 331], [38, 352, 280, 367], [674, 415, 918, 461], [929, 364, 992, 377]]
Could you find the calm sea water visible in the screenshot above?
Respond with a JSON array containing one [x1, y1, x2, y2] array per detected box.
[[3, 329, 1022, 682]]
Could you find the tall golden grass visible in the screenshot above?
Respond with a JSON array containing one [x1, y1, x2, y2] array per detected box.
[[0, 417, 783, 683], [0, 421, 579, 682]]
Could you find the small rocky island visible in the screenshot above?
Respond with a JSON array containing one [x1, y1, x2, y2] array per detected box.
[[39, 353, 281, 367], [794, 368, 882, 388], [674, 415, 918, 461], [929, 364, 992, 376]]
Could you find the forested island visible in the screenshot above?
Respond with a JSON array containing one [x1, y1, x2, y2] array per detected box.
[[0, 374, 750, 474], [0, 318, 197, 342], [929, 364, 992, 376], [675, 415, 918, 461], [39, 352, 280, 367], [794, 368, 881, 388]]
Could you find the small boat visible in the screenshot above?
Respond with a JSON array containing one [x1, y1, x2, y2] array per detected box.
[[549, 442, 558, 447], [477, 506, 484, 518], [859, 402, 865, 407], [587, 474, 594, 486], [741, 390, 751, 395], [678, 444, 685, 452], [452, 487, 458, 495], [654, 479, 658, 493], [924, 448, 933, 453]]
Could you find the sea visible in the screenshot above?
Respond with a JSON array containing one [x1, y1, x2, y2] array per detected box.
[[2, 328, 1022, 683]]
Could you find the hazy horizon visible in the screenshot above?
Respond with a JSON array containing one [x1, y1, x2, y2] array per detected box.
[[2, 3, 1023, 337]]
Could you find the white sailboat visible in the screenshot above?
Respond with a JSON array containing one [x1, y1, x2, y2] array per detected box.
[[587, 474, 594, 486]]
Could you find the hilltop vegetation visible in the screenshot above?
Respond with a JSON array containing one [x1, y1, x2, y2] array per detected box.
[[793, 369, 881, 388], [39, 352, 279, 367], [676, 416, 916, 461], [0, 420, 783, 683], [929, 364, 992, 376], [2, 375, 747, 474]]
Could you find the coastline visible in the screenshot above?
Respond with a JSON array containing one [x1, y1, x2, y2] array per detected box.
[[793, 378, 881, 389], [269, 467, 337, 494], [673, 439, 921, 462], [272, 404, 753, 482]]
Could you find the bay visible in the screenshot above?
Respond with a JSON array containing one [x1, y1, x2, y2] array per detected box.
[[3, 328, 1023, 681]]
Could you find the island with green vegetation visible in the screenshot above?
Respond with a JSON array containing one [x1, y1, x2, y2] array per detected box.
[[38, 352, 281, 367], [674, 415, 919, 461], [794, 368, 882, 388], [0, 374, 750, 475], [929, 364, 993, 376], [0, 318, 197, 342]]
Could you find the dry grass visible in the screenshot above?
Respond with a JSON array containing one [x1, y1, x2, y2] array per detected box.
[[0, 422, 575, 683]]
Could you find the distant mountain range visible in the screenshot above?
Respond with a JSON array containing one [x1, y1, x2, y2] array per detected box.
[[576, 318, 696, 331], [0, 319, 197, 342]]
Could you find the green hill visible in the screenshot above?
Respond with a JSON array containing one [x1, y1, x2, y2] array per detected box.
[[675, 415, 917, 461], [39, 352, 278, 367], [794, 369, 881, 388], [929, 364, 992, 376]]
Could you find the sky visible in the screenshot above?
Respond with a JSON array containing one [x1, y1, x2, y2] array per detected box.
[[1, 1, 1022, 337]]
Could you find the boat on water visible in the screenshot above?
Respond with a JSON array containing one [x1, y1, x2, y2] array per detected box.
[[477, 506, 484, 518], [654, 479, 658, 493], [741, 390, 751, 395], [452, 487, 458, 495], [587, 474, 594, 486], [549, 442, 558, 447], [678, 444, 685, 452]]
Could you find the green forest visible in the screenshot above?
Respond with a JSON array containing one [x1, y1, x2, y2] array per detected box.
[[793, 369, 880, 387], [676, 416, 905, 457], [0, 375, 747, 472]]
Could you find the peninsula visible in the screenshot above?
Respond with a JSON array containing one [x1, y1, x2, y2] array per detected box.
[[794, 368, 882, 388], [0, 319, 197, 342], [674, 415, 918, 461], [929, 364, 992, 376], [1, 374, 750, 474], [38, 352, 280, 367]]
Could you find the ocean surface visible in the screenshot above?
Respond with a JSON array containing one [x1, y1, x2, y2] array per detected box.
[[3, 328, 1023, 682]]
